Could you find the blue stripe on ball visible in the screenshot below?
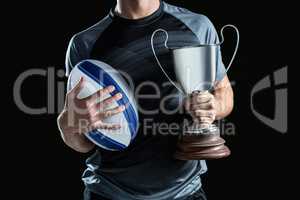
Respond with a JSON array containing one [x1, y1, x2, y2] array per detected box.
[[87, 130, 126, 151]]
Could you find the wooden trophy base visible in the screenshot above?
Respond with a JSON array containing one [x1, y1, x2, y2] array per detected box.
[[174, 126, 231, 160]]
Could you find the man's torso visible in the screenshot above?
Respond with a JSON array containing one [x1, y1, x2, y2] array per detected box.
[[65, 2, 225, 199]]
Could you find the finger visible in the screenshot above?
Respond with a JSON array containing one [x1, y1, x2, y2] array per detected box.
[[93, 93, 123, 111], [65, 77, 85, 108], [91, 105, 126, 121], [194, 110, 216, 118], [192, 90, 209, 95], [102, 105, 126, 118], [191, 101, 215, 110], [198, 116, 214, 124], [192, 93, 214, 104], [89, 121, 121, 130], [192, 91, 209, 98], [192, 116, 211, 124], [84, 85, 115, 103], [68, 77, 85, 97]]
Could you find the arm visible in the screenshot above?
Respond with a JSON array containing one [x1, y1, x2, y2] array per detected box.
[[213, 75, 234, 120]]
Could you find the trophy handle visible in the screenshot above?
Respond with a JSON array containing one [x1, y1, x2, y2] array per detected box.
[[218, 24, 240, 73], [151, 29, 185, 94]]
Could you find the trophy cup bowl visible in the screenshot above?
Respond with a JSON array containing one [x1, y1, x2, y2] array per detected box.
[[171, 45, 231, 160]]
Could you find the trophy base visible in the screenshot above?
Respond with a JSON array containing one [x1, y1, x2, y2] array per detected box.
[[174, 124, 231, 160]]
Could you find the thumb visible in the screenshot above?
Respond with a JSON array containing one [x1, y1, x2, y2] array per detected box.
[[199, 90, 209, 95], [65, 77, 84, 108], [69, 77, 85, 97], [184, 97, 191, 112]]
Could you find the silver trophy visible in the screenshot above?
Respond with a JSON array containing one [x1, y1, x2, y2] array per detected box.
[[151, 25, 239, 160]]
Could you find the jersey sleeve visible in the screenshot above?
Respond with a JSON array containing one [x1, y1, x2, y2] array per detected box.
[[196, 16, 226, 82]]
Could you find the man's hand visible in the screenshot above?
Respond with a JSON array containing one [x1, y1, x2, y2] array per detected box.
[[185, 75, 234, 124], [185, 91, 217, 125], [57, 77, 125, 153]]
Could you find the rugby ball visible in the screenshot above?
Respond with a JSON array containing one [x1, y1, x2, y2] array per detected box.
[[67, 59, 139, 151]]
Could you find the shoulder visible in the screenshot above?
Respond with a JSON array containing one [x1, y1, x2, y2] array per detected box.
[[163, 2, 217, 43], [65, 15, 113, 75], [163, 2, 212, 26], [70, 15, 113, 50]]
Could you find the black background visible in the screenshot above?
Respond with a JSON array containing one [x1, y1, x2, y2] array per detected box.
[[6, 0, 291, 199]]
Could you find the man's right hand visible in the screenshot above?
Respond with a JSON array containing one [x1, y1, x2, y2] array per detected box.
[[57, 77, 125, 153]]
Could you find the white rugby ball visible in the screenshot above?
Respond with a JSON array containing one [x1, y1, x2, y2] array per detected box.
[[67, 59, 139, 151]]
